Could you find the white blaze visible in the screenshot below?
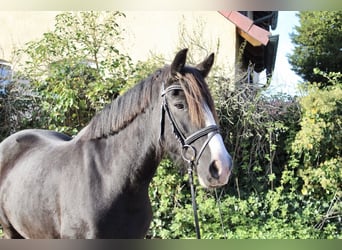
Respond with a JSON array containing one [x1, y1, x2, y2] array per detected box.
[[201, 104, 232, 186]]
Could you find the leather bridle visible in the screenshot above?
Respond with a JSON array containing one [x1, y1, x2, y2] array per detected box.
[[159, 82, 220, 239], [160, 83, 219, 164]]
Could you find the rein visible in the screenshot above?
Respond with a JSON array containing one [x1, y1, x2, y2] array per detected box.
[[160, 83, 219, 239]]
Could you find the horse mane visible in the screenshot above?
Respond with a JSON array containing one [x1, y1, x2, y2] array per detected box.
[[83, 72, 158, 140], [80, 65, 218, 140]]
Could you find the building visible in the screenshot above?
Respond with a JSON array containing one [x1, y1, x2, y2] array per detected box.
[[0, 11, 278, 89]]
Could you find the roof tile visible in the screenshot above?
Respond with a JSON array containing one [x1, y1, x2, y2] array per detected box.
[[218, 11, 270, 46]]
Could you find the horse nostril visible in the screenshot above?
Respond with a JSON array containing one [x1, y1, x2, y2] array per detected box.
[[209, 161, 220, 180]]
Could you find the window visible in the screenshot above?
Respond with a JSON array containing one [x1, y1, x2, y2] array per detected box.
[[0, 60, 12, 94]]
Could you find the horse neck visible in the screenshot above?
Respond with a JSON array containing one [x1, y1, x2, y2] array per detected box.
[[76, 83, 164, 191]]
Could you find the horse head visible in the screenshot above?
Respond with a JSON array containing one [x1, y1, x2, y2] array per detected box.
[[160, 49, 233, 188]]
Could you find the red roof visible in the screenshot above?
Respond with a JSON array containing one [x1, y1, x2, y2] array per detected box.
[[218, 11, 271, 46]]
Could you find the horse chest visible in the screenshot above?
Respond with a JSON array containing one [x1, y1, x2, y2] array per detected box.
[[59, 187, 152, 239], [96, 192, 153, 238]]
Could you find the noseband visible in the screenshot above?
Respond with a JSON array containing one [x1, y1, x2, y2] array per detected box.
[[159, 82, 220, 239]]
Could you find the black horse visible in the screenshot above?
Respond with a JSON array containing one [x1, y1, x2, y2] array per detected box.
[[0, 49, 232, 238]]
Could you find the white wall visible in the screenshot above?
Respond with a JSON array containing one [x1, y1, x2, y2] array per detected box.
[[121, 11, 237, 72], [0, 11, 237, 73], [0, 11, 60, 63]]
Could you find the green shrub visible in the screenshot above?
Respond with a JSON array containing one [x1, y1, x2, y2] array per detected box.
[[290, 72, 341, 199], [19, 11, 133, 135]]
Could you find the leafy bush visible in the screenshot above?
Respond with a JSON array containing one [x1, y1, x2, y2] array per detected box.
[[208, 71, 300, 195], [147, 159, 341, 239], [0, 77, 41, 141], [19, 11, 133, 135], [290, 71, 341, 199]]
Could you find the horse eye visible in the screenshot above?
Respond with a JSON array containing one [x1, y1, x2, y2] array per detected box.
[[174, 103, 185, 110], [172, 89, 180, 96]]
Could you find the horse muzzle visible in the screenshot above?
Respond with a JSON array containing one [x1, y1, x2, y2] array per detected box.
[[205, 131, 233, 188], [209, 156, 233, 186]]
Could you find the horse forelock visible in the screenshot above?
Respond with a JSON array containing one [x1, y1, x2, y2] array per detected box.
[[176, 67, 218, 128]]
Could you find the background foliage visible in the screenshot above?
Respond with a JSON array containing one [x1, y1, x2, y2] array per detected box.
[[19, 11, 133, 135], [0, 11, 341, 239], [289, 11, 342, 85]]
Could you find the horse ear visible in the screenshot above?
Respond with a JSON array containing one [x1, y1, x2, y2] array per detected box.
[[196, 53, 215, 78], [171, 48, 188, 76]]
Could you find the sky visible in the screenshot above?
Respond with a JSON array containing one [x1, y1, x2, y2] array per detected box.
[[267, 11, 303, 96]]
